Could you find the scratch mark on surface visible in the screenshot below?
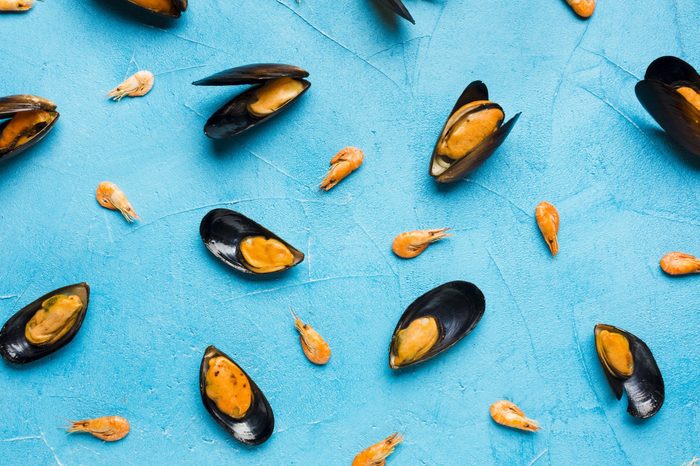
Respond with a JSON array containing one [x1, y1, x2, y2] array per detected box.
[[351, 212, 399, 279], [145, 25, 234, 56], [627, 207, 700, 227], [527, 448, 549, 466], [245, 148, 310, 189], [155, 64, 207, 76], [40, 431, 64, 466], [1, 435, 41, 442], [0, 295, 17, 300], [580, 87, 650, 141], [580, 48, 641, 80], [551, 21, 591, 113], [466, 179, 531, 217], [182, 103, 205, 119]]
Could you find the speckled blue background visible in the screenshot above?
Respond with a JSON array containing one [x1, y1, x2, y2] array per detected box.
[[0, 0, 698, 465]]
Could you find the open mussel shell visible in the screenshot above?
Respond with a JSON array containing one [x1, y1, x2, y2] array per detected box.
[[199, 345, 274, 445], [193, 64, 311, 139], [594, 324, 664, 419], [0, 283, 89, 364], [199, 208, 304, 275], [389, 281, 485, 369], [635, 56, 700, 157], [125, 0, 187, 18], [429, 81, 520, 183], [0, 95, 59, 162], [379, 0, 415, 24]]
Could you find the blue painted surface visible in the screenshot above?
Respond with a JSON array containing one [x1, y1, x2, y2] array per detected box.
[[0, 0, 698, 464]]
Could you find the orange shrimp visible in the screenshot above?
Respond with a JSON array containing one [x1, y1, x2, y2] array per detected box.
[[68, 416, 130, 442], [108, 70, 154, 101], [0, 0, 33, 11], [352, 433, 403, 466], [660, 252, 700, 276], [536, 201, 559, 256], [489, 400, 539, 432], [291, 309, 331, 365], [391, 228, 450, 259], [320, 147, 364, 191], [566, 0, 595, 18], [96, 181, 139, 222]]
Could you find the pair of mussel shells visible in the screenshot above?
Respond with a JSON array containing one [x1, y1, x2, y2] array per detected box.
[[125, 0, 187, 18], [636, 56, 700, 157], [0, 283, 89, 364], [430, 81, 520, 183], [0, 95, 59, 162], [193, 64, 311, 139]]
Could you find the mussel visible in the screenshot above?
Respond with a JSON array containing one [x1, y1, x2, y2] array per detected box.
[[200, 208, 304, 275], [594, 324, 664, 419], [199, 345, 274, 445], [0, 283, 89, 364], [0, 95, 59, 162], [429, 81, 520, 183], [635, 56, 700, 157], [125, 0, 187, 18], [389, 281, 485, 369], [378, 0, 415, 24], [193, 64, 311, 139]]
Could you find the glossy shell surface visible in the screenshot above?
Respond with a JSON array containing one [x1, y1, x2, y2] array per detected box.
[[0, 95, 59, 161]]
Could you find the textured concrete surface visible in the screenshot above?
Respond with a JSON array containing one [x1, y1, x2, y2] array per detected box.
[[0, 1, 698, 465]]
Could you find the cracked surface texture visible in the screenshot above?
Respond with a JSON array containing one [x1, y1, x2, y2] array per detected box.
[[0, 0, 699, 464]]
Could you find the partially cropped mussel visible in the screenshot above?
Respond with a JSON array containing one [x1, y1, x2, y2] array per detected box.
[[378, 0, 415, 24], [0, 283, 89, 364], [594, 324, 664, 419], [200, 208, 304, 275], [430, 81, 520, 183], [125, 0, 187, 18], [389, 281, 485, 369], [636, 56, 700, 157], [193, 64, 311, 139], [199, 345, 274, 445], [0, 95, 59, 162]]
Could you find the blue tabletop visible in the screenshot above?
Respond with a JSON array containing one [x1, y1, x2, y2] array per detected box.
[[0, 1, 698, 465]]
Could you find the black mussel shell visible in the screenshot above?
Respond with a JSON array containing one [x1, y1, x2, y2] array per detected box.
[[0, 95, 59, 162], [378, 0, 415, 24], [125, 0, 187, 18], [389, 281, 485, 369], [193, 64, 310, 87], [430, 81, 520, 183], [594, 324, 664, 419], [199, 345, 274, 445], [0, 283, 89, 364], [199, 208, 304, 275], [635, 56, 700, 156]]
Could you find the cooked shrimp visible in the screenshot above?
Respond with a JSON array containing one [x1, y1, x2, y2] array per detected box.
[[489, 400, 539, 432], [96, 181, 139, 222], [566, 0, 595, 18], [320, 146, 364, 191], [660, 252, 700, 276], [352, 433, 403, 466], [0, 0, 32, 11], [108, 70, 154, 101], [536, 201, 559, 256], [291, 309, 331, 365], [392, 228, 450, 259], [68, 416, 130, 442]]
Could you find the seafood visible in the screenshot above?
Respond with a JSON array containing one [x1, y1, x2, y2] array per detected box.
[[199, 346, 274, 445], [96, 181, 139, 222], [68, 416, 130, 442], [430, 81, 520, 183], [566, 0, 595, 18], [535, 201, 559, 256], [199, 209, 304, 275], [389, 281, 485, 369], [0, 0, 32, 11], [0, 283, 89, 364], [125, 0, 187, 17], [594, 324, 664, 418], [378, 0, 414, 24], [489, 400, 539, 432], [291, 310, 331, 365], [391, 228, 450, 259], [193, 64, 310, 138], [320, 147, 364, 191], [0, 95, 59, 161], [352, 433, 403, 466], [108, 71, 154, 101], [660, 252, 700, 275], [635, 56, 700, 157]]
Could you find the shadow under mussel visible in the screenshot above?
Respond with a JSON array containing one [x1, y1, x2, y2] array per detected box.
[[199, 208, 304, 276], [389, 281, 485, 369], [199, 345, 274, 445], [594, 324, 664, 419], [0, 95, 59, 162], [0, 283, 89, 364], [125, 0, 187, 17], [635, 56, 700, 157], [429, 81, 520, 184], [378, 0, 415, 24], [193, 64, 311, 139]]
